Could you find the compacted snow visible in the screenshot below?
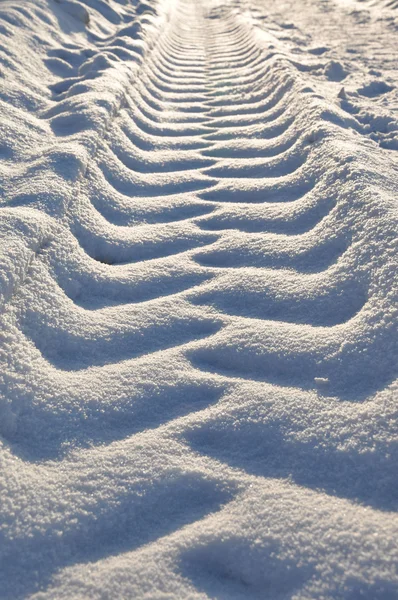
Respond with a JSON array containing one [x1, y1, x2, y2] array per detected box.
[[0, 0, 397, 598]]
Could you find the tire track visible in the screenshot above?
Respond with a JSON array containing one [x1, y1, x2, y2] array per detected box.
[[0, 0, 397, 598]]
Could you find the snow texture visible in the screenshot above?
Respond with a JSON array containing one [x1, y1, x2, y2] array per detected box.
[[0, 0, 397, 598]]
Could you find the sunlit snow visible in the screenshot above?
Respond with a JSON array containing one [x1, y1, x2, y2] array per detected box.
[[0, 0, 397, 598]]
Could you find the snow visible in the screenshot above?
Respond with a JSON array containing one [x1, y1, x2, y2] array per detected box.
[[0, 0, 397, 598]]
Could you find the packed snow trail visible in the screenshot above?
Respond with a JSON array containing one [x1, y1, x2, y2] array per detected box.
[[0, 0, 397, 598]]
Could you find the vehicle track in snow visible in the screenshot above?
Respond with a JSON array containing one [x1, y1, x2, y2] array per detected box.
[[0, 0, 397, 598]]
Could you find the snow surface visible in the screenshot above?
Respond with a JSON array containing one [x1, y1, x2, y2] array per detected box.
[[0, 0, 397, 598]]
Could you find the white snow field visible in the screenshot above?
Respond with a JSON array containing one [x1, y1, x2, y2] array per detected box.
[[0, 0, 397, 597]]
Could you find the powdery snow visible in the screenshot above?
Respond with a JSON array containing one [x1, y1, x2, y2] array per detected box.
[[0, 0, 397, 598]]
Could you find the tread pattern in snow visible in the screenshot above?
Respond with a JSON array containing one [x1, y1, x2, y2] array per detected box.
[[0, 0, 397, 598]]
